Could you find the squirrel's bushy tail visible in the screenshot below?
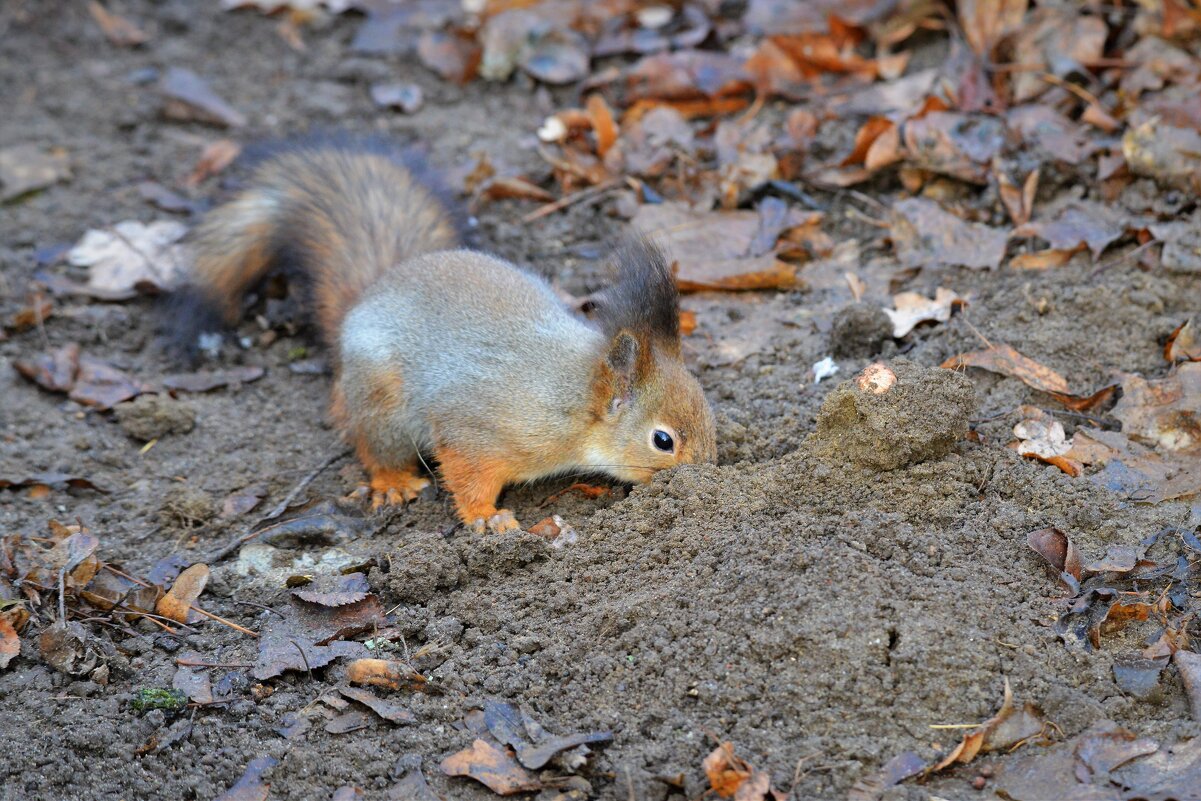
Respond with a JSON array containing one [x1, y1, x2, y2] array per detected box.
[[177, 145, 459, 349]]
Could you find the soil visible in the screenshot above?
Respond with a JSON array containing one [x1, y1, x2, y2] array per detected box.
[[1, 3, 1199, 801]]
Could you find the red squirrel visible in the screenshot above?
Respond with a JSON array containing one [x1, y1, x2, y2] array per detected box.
[[181, 143, 716, 533]]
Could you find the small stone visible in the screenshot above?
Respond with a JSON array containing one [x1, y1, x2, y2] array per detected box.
[[369, 82, 424, 114], [973, 775, 987, 790]]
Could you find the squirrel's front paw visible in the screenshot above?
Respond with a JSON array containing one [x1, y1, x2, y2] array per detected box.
[[467, 509, 521, 534]]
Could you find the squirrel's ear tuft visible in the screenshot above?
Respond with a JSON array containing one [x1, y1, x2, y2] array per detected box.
[[606, 330, 639, 376], [589, 236, 680, 350]]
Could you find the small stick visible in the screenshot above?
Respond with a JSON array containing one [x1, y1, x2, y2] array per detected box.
[[521, 178, 622, 223], [102, 564, 258, 638], [176, 657, 253, 668], [205, 448, 351, 563], [264, 447, 351, 520]]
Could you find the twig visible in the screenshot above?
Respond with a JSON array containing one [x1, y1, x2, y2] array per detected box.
[[205, 448, 351, 563], [175, 657, 253, 668], [101, 564, 258, 638], [291, 640, 314, 682], [264, 448, 351, 520], [520, 178, 622, 223], [233, 599, 286, 619], [1090, 239, 1158, 278]]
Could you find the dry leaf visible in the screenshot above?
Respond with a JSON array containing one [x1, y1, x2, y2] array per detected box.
[[68, 219, 190, 298], [1008, 106, 1099, 166], [1176, 650, 1201, 722], [890, 198, 1008, 270], [848, 752, 927, 801], [884, 287, 964, 337], [942, 343, 1069, 394], [220, 484, 268, 518], [703, 743, 752, 797], [632, 202, 815, 291], [13, 343, 80, 393], [931, 679, 1046, 773], [88, 1, 148, 46], [902, 112, 1006, 184], [1013, 411, 1083, 476], [1014, 202, 1127, 259], [0, 144, 71, 202], [1026, 527, 1083, 586], [159, 67, 247, 128], [478, 176, 554, 203], [1010, 7, 1107, 102], [346, 658, 427, 691], [586, 94, 618, 157], [418, 30, 480, 84], [185, 139, 242, 187], [997, 167, 1039, 226], [0, 615, 19, 670], [440, 738, 541, 795], [162, 366, 265, 393], [339, 686, 416, 724], [216, 756, 277, 801], [1123, 118, 1201, 196], [958, 0, 1028, 56], [1010, 249, 1077, 270], [1112, 364, 1201, 453], [157, 563, 210, 624], [1165, 319, 1201, 362]]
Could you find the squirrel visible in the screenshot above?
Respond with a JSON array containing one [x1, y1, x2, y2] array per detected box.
[[180, 143, 717, 533]]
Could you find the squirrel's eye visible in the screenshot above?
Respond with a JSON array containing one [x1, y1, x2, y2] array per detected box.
[[652, 429, 675, 453]]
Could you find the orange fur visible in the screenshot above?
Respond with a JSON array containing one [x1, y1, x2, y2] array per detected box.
[[435, 446, 519, 532]]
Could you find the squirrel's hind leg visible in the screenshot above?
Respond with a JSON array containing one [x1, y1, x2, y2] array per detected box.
[[435, 445, 520, 534]]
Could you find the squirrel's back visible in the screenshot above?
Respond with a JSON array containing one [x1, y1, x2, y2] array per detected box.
[[182, 145, 459, 345]]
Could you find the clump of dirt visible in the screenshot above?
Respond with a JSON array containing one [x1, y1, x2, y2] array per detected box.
[[829, 302, 893, 358], [114, 394, 196, 441], [158, 485, 215, 530], [813, 359, 977, 470]]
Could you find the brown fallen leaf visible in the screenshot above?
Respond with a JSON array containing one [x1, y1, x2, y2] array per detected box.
[[67, 219, 190, 298], [632, 202, 814, 291], [958, 0, 1028, 56], [157, 563, 210, 624], [1010, 6, 1107, 103], [1008, 106, 1100, 166], [220, 483, 268, 519], [339, 686, 416, 724], [1176, 649, 1201, 722], [1013, 410, 1082, 477], [848, 751, 927, 801], [216, 756, 277, 801], [585, 94, 618, 157], [388, 769, 442, 801], [1009, 248, 1077, 270], [902, 112, 1006, 184], [6, 295, 53, 333], [1165, 319, 1201, 362], [1123, 118, 1201, 196], [941, 343, 1069, 394], [292, 572, 370, 607], [88, 1, 148, 47], [1014, 202, 1127, 259], [440, 738, 541, 795], [931, 679, 1047, 773], [173, 660, 214, 704], [71, 356, 154, 409], [185, 139, 242, 187], [702, 742, 785, 800], [0, 615, 19, 670], [997, 167, 1039, 227], [346, 658, 427, 692], [162, 366, 265, 393], [889, 198, 1008, 270], [884, 288, 964, 337], [477, 699, 611, 770], [1112, 363, 1201, 453], [252, 618, 369, 681], [0, 144, 71, 202], [1026, 527, 1083, 588], [417, 30, 480, 84], [13, 343, 81, 393], [703, 743, 751, 797], [625, 50, 751, 103], [325, 709, 374, 734], [159, 67, 247, 128], [477, 176, 555, 204]]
